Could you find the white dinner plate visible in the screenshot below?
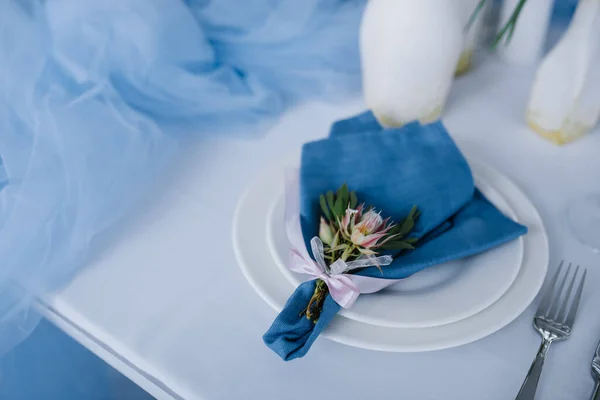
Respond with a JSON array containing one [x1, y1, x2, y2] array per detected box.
[[266, 163, 524, 328], [233, 154, 548, 352]]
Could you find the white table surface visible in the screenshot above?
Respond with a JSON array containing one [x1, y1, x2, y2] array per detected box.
[[38, 58, 600, 400]]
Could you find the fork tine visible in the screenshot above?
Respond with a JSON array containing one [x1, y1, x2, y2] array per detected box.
[[546, 262, 572, 319], [564, 267, 586, 328], [556, 265, 579, 323], [536, 261, 563, 316]]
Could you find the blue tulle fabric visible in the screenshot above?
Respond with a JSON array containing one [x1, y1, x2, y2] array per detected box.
[[0, 0, 366, 355]]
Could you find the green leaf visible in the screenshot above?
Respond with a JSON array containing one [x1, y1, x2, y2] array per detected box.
[[340, 245, 353, 261], [408, 205, 418, 220], [319, 195, 331, 220], [413, 208, 421, 221], [387, 224, 402, 236], [398, 217, 414, 236], [330, 243, 348, 252], [333, 195, 344, 219], [338, 183, 349, 209], [349, 191, 358, 209], [331, 231, 339, 248], [405, 237, 419, 245], [326, 191, 335, 211], [386, 206, 419, 239], [380, 241, 415, 251]]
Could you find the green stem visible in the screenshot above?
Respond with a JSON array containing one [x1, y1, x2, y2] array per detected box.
[[300, 244, 374, 322], [302, 279, 329, 323], [466, 0, 487, 32], [494, 0, 529, 48]]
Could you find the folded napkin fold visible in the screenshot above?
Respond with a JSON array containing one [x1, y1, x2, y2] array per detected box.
[[263, 111, 527, 361]]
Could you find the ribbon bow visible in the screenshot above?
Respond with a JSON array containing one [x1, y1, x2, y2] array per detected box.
[[289, 237, 392, 308], [284, 170, 399, 309]]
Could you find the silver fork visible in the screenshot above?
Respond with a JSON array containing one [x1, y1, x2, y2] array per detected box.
[[515, 261, 587, 400], [591, 339, 600, 400]]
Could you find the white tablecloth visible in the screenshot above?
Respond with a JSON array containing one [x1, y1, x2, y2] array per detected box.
[[39, 59, 600, 400]]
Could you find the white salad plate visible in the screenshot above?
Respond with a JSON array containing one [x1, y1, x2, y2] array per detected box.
[[233, 153, 548, 352]]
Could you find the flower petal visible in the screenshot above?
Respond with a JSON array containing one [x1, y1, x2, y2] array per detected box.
[[356, 203, 364, 219], [360, 232, 387, 248], [358, 247, 377, 256], [361, 209, 383, 232], [350, 230, 365, 246]]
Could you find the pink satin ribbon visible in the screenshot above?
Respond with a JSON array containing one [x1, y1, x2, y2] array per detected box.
[[284, 170, 399, 309]]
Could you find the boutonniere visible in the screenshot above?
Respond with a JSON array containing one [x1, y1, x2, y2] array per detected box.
[[299, 184, 420, 322]]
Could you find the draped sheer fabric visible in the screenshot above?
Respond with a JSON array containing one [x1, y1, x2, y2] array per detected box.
[[0, 0, 365, 355]]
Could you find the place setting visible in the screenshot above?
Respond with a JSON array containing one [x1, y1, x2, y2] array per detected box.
[[233, 108, 599, 398], [234, 110, 547, 355]]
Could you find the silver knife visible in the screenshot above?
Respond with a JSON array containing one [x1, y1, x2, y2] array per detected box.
[[591, 339, 600, 400]]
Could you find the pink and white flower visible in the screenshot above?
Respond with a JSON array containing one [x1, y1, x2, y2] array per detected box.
[[339, 205, 396, 249]]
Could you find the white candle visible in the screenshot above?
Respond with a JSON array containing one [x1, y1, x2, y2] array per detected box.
[[526, 0, 600, 144], [360, 0, 464, 127], [497, 0, 554, 65]]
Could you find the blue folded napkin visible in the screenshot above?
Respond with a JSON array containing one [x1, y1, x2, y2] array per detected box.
[[263, 111, 527, 361]]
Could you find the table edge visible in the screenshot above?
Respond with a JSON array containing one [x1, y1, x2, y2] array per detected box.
[[33, 299, 184, 400]]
